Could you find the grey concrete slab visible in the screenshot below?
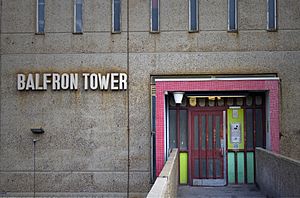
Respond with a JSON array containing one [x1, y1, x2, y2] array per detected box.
[[160, 0, 188, 31], [1, 0, 35, 33], [256, 148, 300, 197], [177, 185, 266, 198], [45, 0, 73, 33], [239, 0, 266, 30], [0, 171, 150, 194], [129, 0, 149, 31], [199, 0, 227, 30], [84, 0, 111, 32], [278, 0, 300, 30]]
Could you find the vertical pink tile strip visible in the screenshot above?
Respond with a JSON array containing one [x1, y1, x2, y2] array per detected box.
[[155, 84, 165, 175], [155, 80, 280, 176]]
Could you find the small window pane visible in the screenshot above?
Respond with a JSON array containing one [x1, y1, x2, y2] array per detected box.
[[201, 115, 206, 150], [267, 0, 277, 31], [255, 109, 264, 148], [255, 95, 262, 106], [236, 98, 243, 106], [189, 0, 198, 32], [201, 159, 206, 178], [74, 0, 83, 33], [112, 0, 121, 33], [180, 97, 187, 107], [217, 98, 224, 106], [180, 110, 188, 150], [169, 110, 177, 150], [194, 159, 200, 178], [169, 95, 176, 107], [208, 159, 213, 177], [228, 0, 237, 32], [246, 96, 253, 106], [227, 98, 234, 106], [194, 116, 199, 149], [151, 0, 159, 32], [208, 99, 215, 107], [246, 109, 254, 149], [208, 115, 213, 149], [216, 116, 221, 148], [216, 159, 221, 177], [37, 0, 45, 33], [199, 98, 206, 107]]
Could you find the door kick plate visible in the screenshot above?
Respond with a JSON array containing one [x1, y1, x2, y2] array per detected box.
[[193, 179, 226, 186]]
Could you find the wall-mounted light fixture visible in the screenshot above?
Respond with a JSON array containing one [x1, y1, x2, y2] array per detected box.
[[173, 92, 185, 104], [31, 128, 45, 134]]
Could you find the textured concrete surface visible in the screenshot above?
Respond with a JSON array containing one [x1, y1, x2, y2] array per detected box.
[[147, 178, 167, 198], [0, 0, 300, 196], [147, 149, 178, 198], [239, 0, 266, 30], [278, 0, 300, 29], [1, 0, 35, 33], [177, 185, 265, 198], [45, 0, 73, 33], [199, 0, 227, 30], [2, 30, 300, 54], [256, 148, 300, 197]]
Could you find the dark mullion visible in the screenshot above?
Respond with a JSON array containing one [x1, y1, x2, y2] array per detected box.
[[176, 107, 181, 183], [244, 108, 248, 183], [213, 114, 216, 179], [205, 114, 209, 179], [262, 95, 267, 149], [198, 113, 202, 179], [221, 113, 224, 179]]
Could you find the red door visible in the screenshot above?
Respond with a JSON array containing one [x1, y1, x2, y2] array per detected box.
[[190, 110, 226, 186]]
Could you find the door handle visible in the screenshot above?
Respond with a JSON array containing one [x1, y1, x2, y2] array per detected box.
[[219, 148, 224, 157], [220, 139, 225, 157]]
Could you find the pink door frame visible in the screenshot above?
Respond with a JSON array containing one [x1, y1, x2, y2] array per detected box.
[[155, 79, 280, 176]]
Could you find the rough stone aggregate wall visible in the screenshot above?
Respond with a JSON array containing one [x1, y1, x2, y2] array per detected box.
[[0, 0, 300, 196]]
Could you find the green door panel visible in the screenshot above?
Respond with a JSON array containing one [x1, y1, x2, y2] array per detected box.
[[180, 152, 188, 184], [228, 152, 235, 184], [237, 152, 245, 184], [247, 152, 254, 183]]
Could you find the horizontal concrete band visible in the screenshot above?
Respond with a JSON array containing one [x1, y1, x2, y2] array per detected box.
[[256, 148, 300, 197], [0, 172, 150, 193], [2, 31, 300, 54]]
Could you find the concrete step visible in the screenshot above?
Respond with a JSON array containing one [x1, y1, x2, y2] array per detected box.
[[177, 185, 266, 198]]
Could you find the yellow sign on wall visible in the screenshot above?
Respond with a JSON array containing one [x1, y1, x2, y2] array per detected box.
[[227, 108, 244, 150]]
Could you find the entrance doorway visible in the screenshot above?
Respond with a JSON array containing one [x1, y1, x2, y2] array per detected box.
[[166, 92, 266, 186], [190, 110, 226, 186], [152, 76, 280, 187]]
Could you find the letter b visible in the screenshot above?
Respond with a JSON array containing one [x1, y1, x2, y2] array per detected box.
[[17, 74, 26, 90]]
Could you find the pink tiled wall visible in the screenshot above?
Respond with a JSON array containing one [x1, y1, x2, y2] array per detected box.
[[155, 80, 280, 176]]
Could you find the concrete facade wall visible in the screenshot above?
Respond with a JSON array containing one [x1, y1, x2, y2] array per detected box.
[[256, 148, 300, 197], [0, 0, 300, 196]]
